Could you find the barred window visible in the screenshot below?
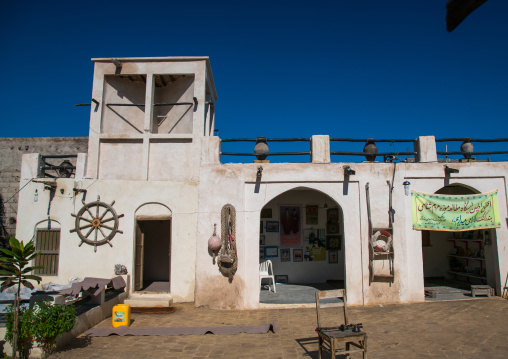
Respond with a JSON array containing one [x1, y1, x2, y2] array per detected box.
[[34, 230, 60, 276]]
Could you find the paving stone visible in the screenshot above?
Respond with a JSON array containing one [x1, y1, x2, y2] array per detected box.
[[48, 297, 508, 359]]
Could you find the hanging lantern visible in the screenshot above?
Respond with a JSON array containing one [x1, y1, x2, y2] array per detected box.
[[208, 224, 221, 264], [403, 180, 411, 196]]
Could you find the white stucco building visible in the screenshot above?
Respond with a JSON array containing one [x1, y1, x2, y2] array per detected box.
[[15, 57, 508, 309]]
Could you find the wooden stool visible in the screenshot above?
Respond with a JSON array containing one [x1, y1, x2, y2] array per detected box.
[[471, 285, 494, 297]]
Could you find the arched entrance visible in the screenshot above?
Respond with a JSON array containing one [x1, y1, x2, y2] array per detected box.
[[134, 203, 172, 292], [422, 184, 496, 300], [259, 188, 345, 305]]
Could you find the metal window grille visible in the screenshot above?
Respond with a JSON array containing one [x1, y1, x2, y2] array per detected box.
[[34, 230, 60, 276]]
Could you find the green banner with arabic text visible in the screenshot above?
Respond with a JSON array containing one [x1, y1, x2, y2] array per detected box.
[[411, 190, 501, 231]]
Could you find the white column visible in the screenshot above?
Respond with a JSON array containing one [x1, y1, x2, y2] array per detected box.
[[20, 154, 41, 180], [142, 73, 155, 181], [416, 136, 437, 163], [75, 153, 88, 180], [311, 135, 330, 163]]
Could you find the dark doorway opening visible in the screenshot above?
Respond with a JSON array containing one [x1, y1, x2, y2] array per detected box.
[[135, 220, 171, 292], [422, 184, 491, 301]]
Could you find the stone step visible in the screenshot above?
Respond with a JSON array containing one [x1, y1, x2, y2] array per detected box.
[[124, 293, 173, 308]]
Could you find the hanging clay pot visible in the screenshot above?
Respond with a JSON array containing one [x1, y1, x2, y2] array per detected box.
[[460, 139, 474, 159], [363, 139, 378, 161], [208, 224, 221, 264]]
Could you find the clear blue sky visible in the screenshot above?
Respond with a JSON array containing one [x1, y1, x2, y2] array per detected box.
[[1, 1, 507, 161]]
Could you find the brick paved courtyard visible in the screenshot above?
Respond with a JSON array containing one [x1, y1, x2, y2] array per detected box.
[[50, 297, 508, 358]]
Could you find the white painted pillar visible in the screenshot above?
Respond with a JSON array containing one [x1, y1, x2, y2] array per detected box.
[[142, 73, 155, 181], [201, 137, 221, 165], [416, 136, 437, 163], [20, 153, 41, 180], [75, 153, 88, 180], [311, 135, 330, 163]]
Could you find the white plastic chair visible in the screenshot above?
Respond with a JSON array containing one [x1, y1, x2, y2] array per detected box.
[[259, 260, 276, 293]]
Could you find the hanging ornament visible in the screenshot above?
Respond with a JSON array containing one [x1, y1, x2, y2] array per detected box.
[[208, 223, 222, 264], [70, 195, 124, 252]]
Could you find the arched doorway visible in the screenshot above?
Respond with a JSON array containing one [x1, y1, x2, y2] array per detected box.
[[422, 184, 496, 300], [259, 188, 345, 305], [134, 203, 172, 292]]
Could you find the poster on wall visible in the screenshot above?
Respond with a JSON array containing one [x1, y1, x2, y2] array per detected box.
[[293, 248, 303, 262], [305, 237, 326, 261], [265, 221, 279, 232], [303, 229, 319, 246], [411, 190, 501, 231], [280, 206, 301, 247], [281, 248, 290, 262], [306, 205, 318, 225], [264, 246, 278, 258], [329, 251, 338, 264]]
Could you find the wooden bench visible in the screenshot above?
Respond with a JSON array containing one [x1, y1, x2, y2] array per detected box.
[[471, 285, 494, 297]]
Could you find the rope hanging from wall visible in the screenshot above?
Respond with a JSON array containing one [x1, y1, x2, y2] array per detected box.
[[218, 204, 237, 282]]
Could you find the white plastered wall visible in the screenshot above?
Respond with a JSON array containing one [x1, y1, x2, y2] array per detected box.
[[195, 159, 408, 309], [86, 59, 212, 183], [195, 135, 508, 308], [403, 163, 508, 298], [15, 151, 508, 309], [15, 175, 198, 303]]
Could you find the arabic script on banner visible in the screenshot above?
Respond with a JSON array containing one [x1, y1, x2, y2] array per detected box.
[[411, 190, 501, 231]]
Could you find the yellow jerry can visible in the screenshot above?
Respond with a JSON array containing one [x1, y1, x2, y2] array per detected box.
[[112, 304, 131, 328]]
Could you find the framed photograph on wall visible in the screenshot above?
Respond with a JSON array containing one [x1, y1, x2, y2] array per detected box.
[[260, 247, 265, 261], [260, 221, 263, 233], [275, 275, 288, 284], [304, 229, 319, 245], [260, 235, 265, 246], [327, 208, 340, 234], [306, 205, 319, 225], [326, 235, 341, 250], [261, 208, 272, 219], [264, 246, 278, 258], [293, 248, 303, 262], [281, 248, 290, 262], [329, 250, 338, 264], [266, 221, 279, 232]]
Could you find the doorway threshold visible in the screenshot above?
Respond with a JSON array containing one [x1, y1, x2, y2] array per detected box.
[[140, 281, 170, 292]]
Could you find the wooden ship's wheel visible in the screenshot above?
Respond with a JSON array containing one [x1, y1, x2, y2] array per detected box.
[[70, 196, 124, 252]]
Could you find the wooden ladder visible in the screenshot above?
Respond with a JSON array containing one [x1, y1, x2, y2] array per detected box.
[[366, 182, 394, 284]]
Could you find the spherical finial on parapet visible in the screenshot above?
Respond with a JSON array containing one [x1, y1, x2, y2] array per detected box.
[[363, 139, 378, 162], [254, 137, 269, 160], [460, 139, 474, 159]]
